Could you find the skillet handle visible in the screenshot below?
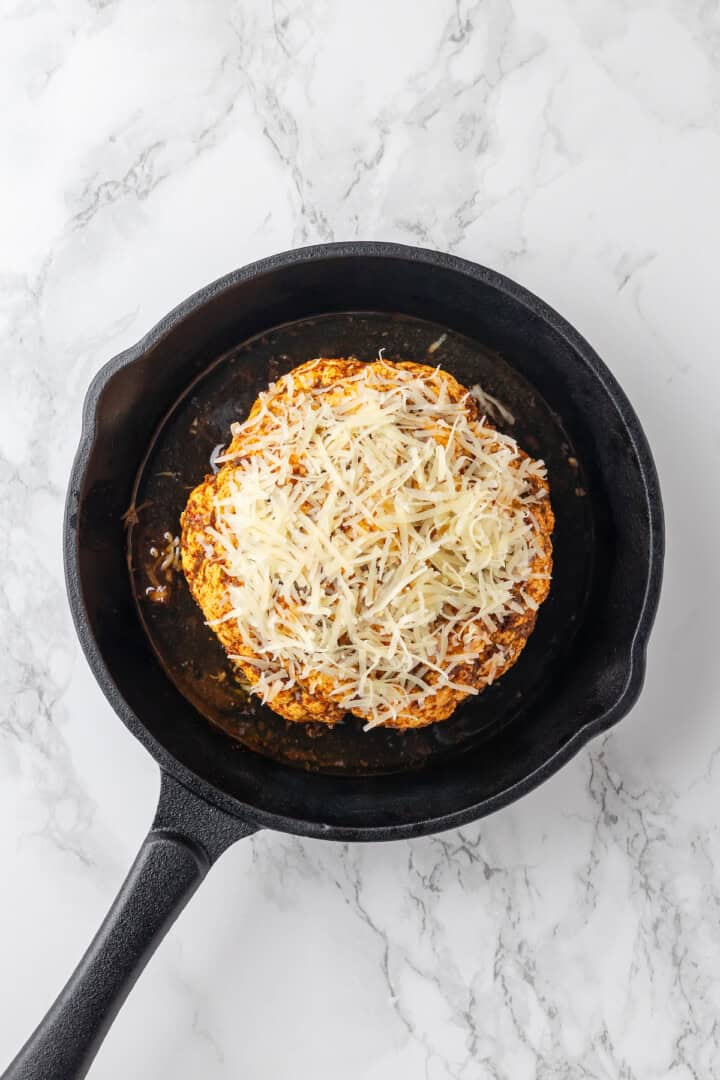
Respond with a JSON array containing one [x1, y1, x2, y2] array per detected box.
[[2, 772, 256, 1080]]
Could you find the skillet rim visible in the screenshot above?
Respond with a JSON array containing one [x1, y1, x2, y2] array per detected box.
[[63, 241, 664, 840]]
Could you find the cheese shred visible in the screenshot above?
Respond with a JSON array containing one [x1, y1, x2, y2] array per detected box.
[[210, 362, 549, 727]]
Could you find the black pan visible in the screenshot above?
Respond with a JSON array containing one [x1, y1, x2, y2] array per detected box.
[[3, 242, 663, 1080]]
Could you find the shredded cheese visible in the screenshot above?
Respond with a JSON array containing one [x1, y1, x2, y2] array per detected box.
[[470, 384, 516, 427], [210, 362, 549, 728]]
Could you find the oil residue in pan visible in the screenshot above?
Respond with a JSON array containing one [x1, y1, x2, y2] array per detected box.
[[127, 312, 594, 777]]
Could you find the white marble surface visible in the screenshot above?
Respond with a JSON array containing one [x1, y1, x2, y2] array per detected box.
[[1, 0, 719, 1076]]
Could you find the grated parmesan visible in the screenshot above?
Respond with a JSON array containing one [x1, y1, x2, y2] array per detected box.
[[209, 362, 549, 728]]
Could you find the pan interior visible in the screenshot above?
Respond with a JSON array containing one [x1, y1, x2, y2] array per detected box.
[[128, 311, 593, 777]]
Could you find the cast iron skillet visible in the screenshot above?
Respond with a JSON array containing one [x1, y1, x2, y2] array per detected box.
[[3, 242, 663, 1080]]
